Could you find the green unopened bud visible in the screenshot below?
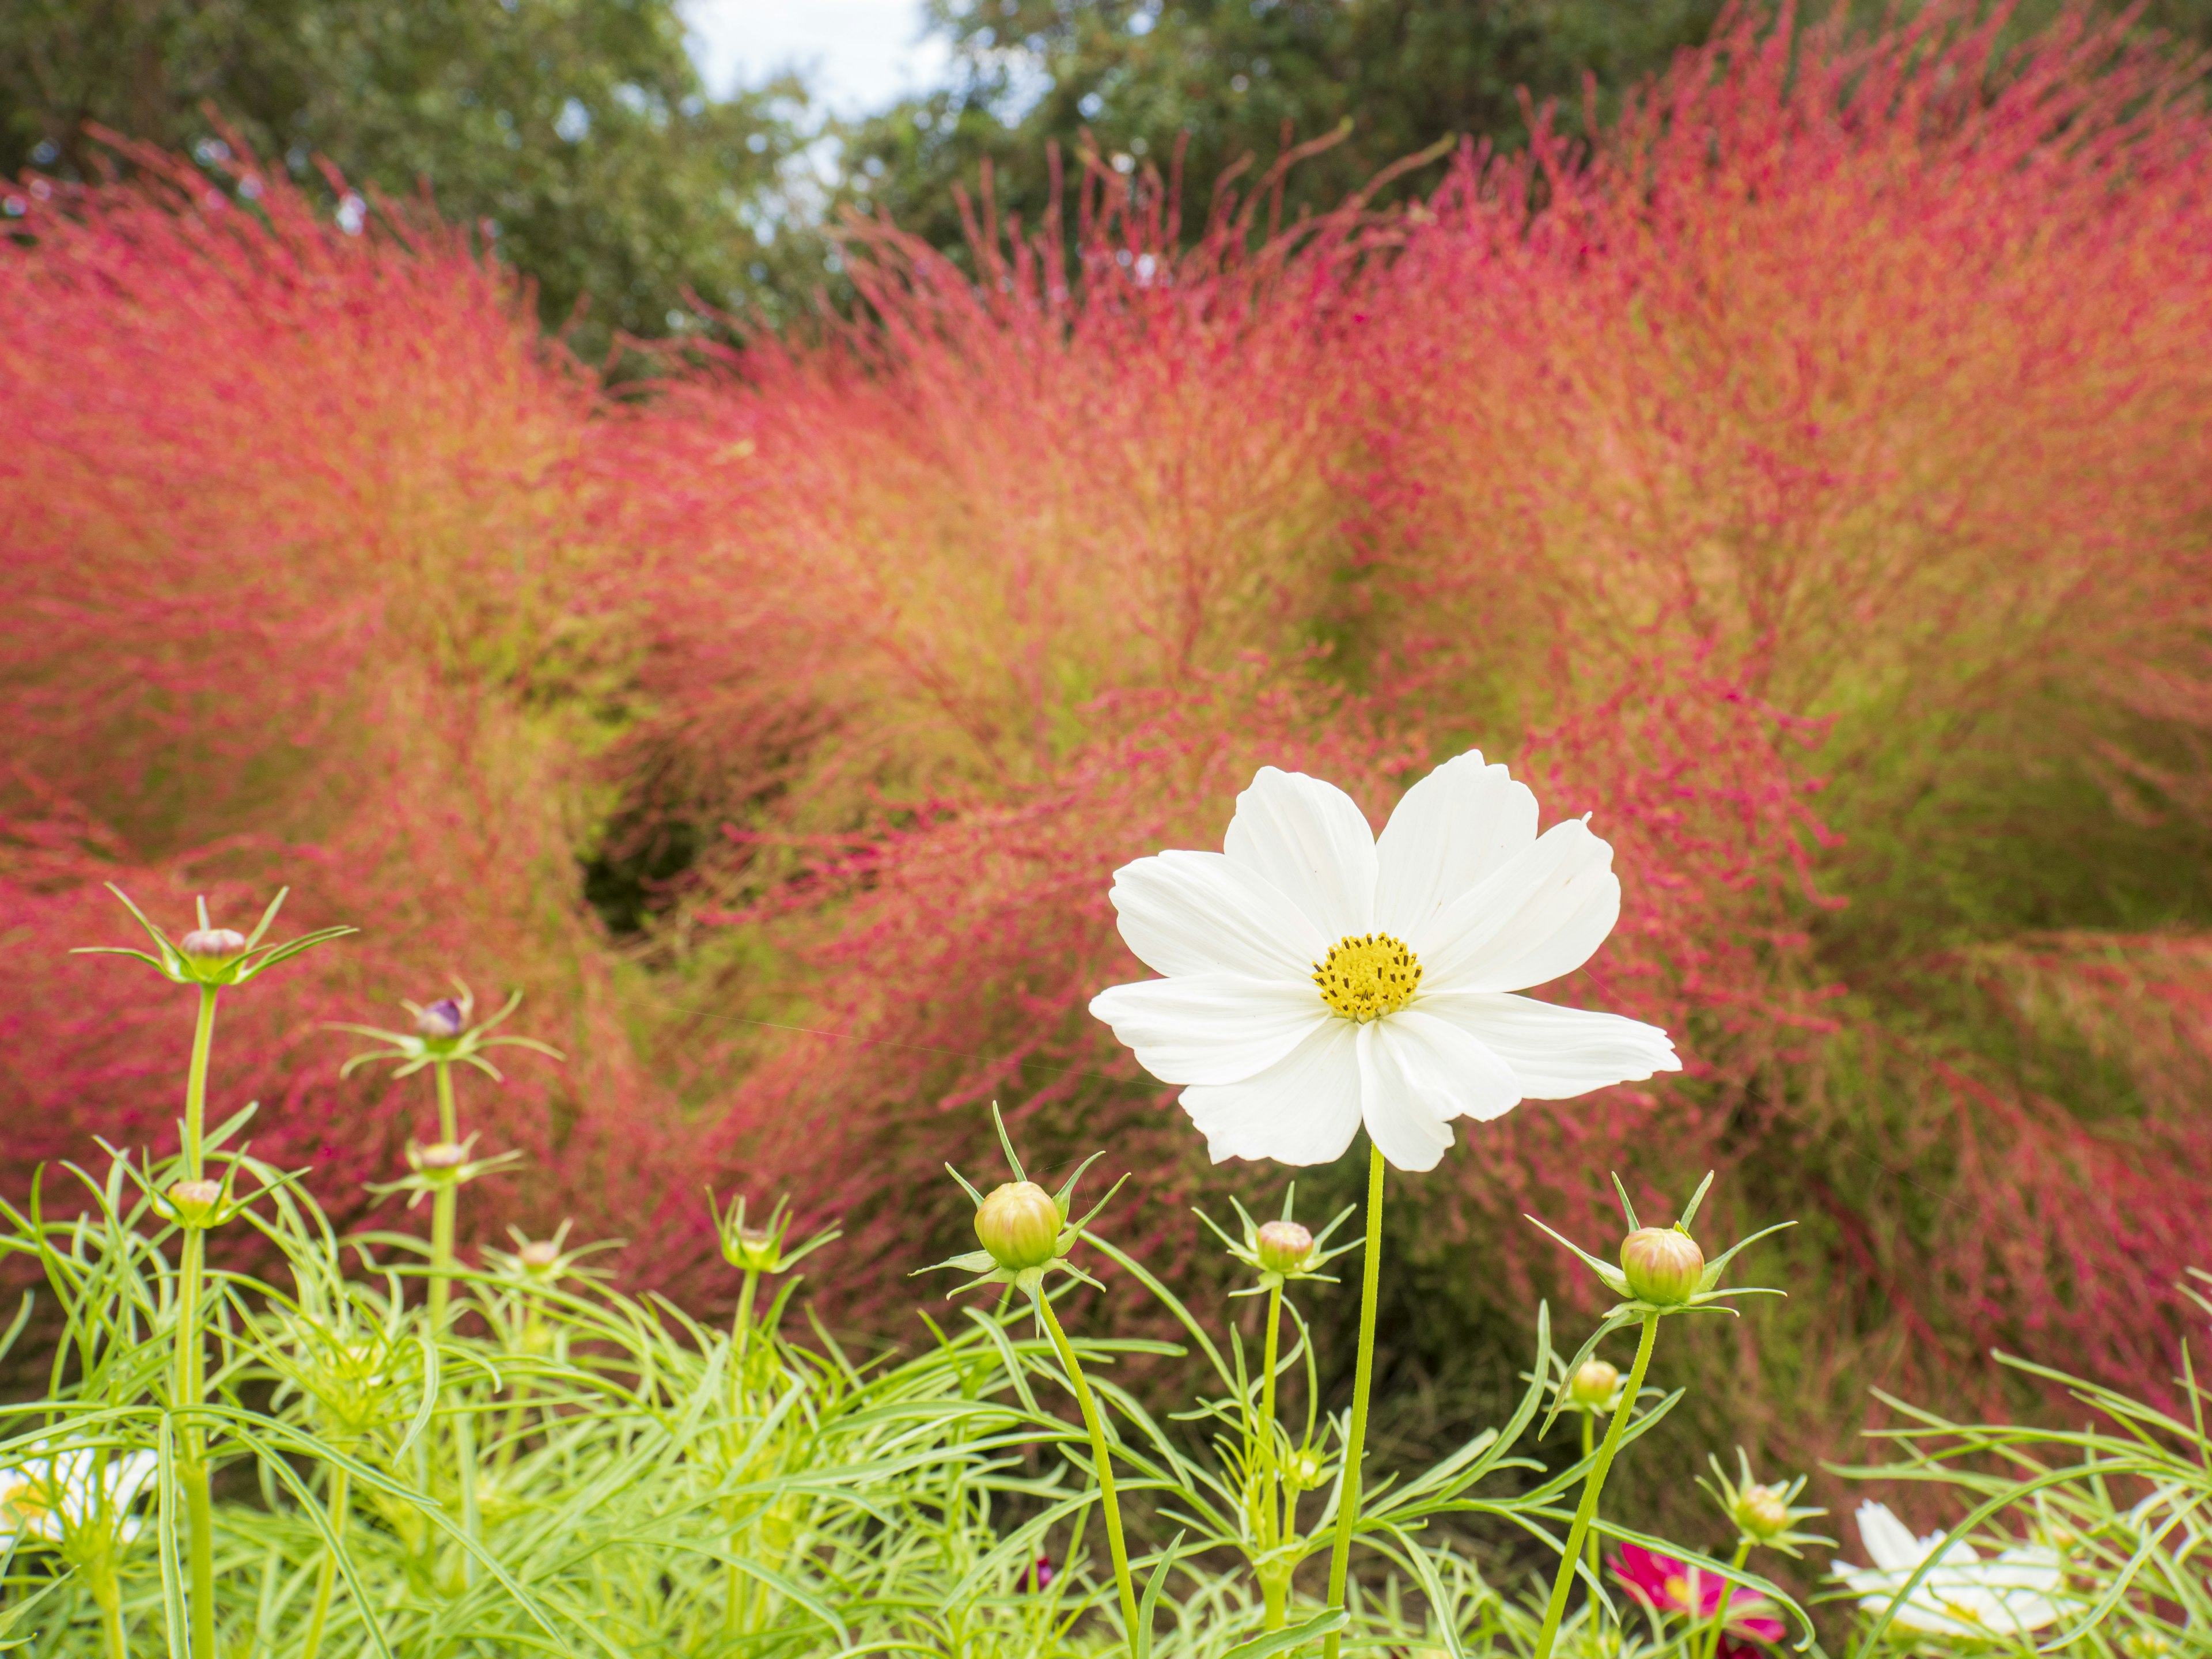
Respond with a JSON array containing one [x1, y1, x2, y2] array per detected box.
[[1567, 1358, 1620, 1407], [728, 1225, 780, 1273], [168, 1179, 224, 1226], [1255, 1219, 1315, 1274], [180, 927, 247, 964], [1285, 1448, 1323, 1491], [975, 1181, 1062, 1271], [518, 1239, 561, 1275], [1735, 1483, 1790, 1539], [1620, 1226, 1705, 1305]]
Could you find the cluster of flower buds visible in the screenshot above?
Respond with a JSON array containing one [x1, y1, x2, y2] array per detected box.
[[706, 1192, 841, 1278], [331, 979, 563, 1082], [78, 885, 355, 990], [921, 1105, 1125, 1298], [1527, 1172, 1791, 1429], [367, 1136, 523, 1209], [1698, 1448, 1831, 1555], [1197, 1185, 1361, 1295]]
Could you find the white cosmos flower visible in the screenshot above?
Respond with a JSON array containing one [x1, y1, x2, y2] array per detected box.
[[1835, 1501, 2065, 1639], [0, 1444, 158, 1548], [1085, 752, 1680, 1172]]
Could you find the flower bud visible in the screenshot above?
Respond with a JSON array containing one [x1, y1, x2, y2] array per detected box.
[[1026, 1554, 1056, 1592], [167, 1179, 224, 1226], [414, 998, 466, 1040], [974, 1181, 1062, 1271], [1735, 1483, 1790, 1539], [180, 928, 247, 964], [1285, 1448, 1324, 1490], [728, 1225, 781, 1273], [518, 1239, 560, 1274], [1620, 1226, 1705, 1305], [417, 1141, 468, 1171], [1255, 1219, 1315, 1274], [1567, 1358, 1620, 1407]]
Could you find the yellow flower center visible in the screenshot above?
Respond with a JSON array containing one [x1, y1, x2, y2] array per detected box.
[[1312, 933, 1423, 1021]]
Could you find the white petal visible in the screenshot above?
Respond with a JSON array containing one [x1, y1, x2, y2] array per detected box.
[[1223, 767, 1378, 943], [1415, 819, 1621, 992], [1357, 1013, 1522, 1171], [1416, 991, 1679, 1099], [1373, 751, 1539, 941], [1109, 849, 1327, 979], [1856, 1503, 1931, 1575], [1088, 974, 1331, 1085], [1178, 1017, 1363, 1166]]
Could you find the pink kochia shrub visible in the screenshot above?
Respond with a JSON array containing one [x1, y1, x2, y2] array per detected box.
[[5, 3, 2212, 1488]]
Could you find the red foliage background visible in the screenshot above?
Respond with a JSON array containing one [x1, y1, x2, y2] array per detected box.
[[5, 2, 2211, 1500]]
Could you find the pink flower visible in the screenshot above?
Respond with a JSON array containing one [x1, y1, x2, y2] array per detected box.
[[1613, 1544, 1783, 1656], [1025, 1554, 1055, 1592]]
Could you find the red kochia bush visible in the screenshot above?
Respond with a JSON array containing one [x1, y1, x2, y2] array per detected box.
[[0, 147, 686, 1256], [6, 1, 2212, 1488]]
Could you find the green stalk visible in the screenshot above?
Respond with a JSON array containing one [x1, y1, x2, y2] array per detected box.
[[428, 1060, 459, 1330], [1700, 1540, 1753, 1659], [177, 983, 219, 1659], [724, 1267, 759, 1637], [1035, 1291, 1140, 1647], [1581, 1412, 1600, 1585], [1320, 1144, 1385, 1659], [184, 986, 218, 1180], [92, 1566, 126, 1659], [1532, 1315, 1661, 1659], [298, 1465, 351, 1659], [1259, 1281, 1287, 1631]]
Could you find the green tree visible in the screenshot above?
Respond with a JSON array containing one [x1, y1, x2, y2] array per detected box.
[[838, 0, 2212, 270], [0, 0, 825, 356], [838, 0, 1732, 263]]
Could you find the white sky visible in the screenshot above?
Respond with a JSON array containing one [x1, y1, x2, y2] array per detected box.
[[681, 0, 953, 118]]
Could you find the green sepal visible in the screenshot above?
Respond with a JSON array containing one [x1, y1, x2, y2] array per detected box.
[[1525, 1213, 1631, 1299], [1698, 1219, 1796, 1288]]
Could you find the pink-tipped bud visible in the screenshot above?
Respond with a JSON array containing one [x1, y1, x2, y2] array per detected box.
[[1620, 1226, 1705, 1306], [1567, 1358, 1620, 1407], [1255, 1219, 1315, 1274], [414, 998, 466, 1040], [168, 1179, 224, 1225], [180, 928, 247, 963], [519, 1239, 560, 1272], [1735, 1483, 1791, 1539], [974, 1180, 1062, 1272], [418, 1142, 468, 1171]]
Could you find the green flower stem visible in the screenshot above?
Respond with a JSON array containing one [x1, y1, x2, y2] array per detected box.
[[1700, 1540, 1753, 1659], [184, 984, 218, 1179], [178, 983, 219, 1659], [1581, 1412, 1600, 1585], [1259, 1280, 1287, 1632], [734, 1266, 760, 1371], [428, 1060, 460, 1330], [177, 1224, 216, 1659], [1320, 1143, 1385, 1659], [724, 1267, 760, 1636], [1034, 1290, 1140, 1648], [92, 1566, 126, 1659], [298, 1465, 350, 1659], [1532, 1313, 1661, 1659]]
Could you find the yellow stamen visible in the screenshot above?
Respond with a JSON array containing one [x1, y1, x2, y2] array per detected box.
[[1312, 933, 1423, 1022]]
